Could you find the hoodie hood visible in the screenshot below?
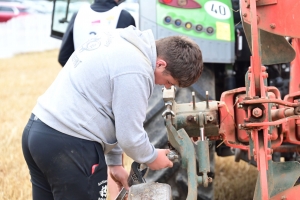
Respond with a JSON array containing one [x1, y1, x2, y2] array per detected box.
[[91, 0, 118, 12], [120, 26, 157, 72]]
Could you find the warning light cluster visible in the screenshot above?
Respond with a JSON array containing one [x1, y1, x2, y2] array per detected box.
[[164, 16, 214, 35]]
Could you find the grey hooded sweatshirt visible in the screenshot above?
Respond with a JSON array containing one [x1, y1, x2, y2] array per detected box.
[[32, 26, 158, 166]]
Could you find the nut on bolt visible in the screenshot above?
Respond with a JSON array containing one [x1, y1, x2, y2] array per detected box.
[[238, 124, 242, 129], [281, 196, 286, 200], [206, 115, 214, 122], [294, 107, 300, 115], [252, 107, 263, 118], [167, 150, 179, 162], [270, 23, 276, 29]]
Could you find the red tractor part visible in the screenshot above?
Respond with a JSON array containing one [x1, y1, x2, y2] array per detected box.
[[217, 0, 300, 199]]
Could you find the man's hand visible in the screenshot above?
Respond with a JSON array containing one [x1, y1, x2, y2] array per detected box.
[[108, 165, 129, 191], [147, 149, 173, 170]]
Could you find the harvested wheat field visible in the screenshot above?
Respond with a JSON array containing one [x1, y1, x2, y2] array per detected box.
[[0, 49, 257, 200]]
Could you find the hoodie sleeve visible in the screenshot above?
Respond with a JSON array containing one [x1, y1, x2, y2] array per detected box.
[[105, 73, 157, 166], [58, 13, 77, 67]]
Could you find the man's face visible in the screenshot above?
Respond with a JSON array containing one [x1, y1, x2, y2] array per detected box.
[[154, 59, 178, 88]]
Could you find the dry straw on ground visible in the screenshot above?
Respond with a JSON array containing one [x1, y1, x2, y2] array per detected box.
[[0, 50, 257, 200]]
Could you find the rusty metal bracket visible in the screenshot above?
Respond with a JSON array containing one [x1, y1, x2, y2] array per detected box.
[[256, 0, 277, 6]]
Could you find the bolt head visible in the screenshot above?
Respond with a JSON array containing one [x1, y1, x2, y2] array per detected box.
[[252, 107, 263, 118]]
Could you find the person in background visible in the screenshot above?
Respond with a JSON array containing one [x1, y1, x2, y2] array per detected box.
[[58, 0, 135, 67]]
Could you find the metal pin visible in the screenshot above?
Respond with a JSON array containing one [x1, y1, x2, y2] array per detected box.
[[200, 127, 204, 141], [192, 91, 196, 110], [206, 91, 209, 109]]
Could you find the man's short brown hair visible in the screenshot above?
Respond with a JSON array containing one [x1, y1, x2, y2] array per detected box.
[[156, 36, 203, 87]]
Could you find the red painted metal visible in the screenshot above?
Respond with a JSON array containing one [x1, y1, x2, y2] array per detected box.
[[248, 0, 263, 97], [269, 185, 300, 200], [241, 99, 300, 107], [246, 6, 271, 198], [219, 0, 300, 199], [218, 87, 248, 150], [283, 91, 300, 103], [218, 87, 286, 147], [290, 39, 300, 93], [241, 0, 300, 38]]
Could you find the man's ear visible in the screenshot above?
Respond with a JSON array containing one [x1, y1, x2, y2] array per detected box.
[[156, 58, 167, 69]]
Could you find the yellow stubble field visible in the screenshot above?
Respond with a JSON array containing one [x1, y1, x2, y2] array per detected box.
[[0, 49, 257, 200]]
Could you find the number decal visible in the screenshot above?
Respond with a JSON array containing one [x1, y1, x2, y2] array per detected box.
[[205, 1, 231, 20]]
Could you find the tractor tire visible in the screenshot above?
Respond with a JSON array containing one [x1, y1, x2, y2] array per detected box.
[[144, 67, 216, 200]]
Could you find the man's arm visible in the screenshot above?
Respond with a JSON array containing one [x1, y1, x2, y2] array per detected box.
[[109, 73, 172, 168], [58, 13, 77, 67], [110, 73, 156, 163], [116, 10, 136, 28]]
